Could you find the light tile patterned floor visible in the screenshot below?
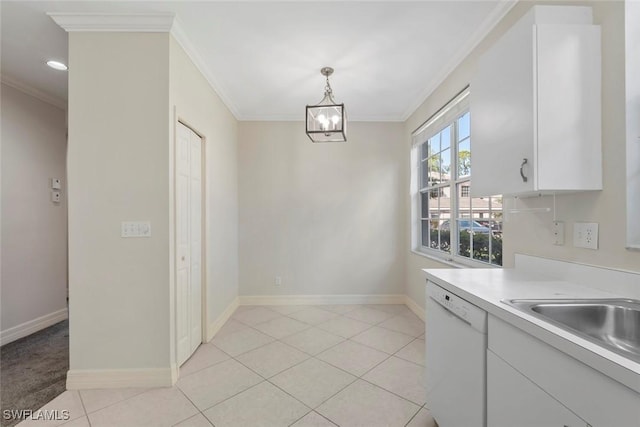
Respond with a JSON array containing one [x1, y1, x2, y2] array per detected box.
[[19, 304, 436, 427]]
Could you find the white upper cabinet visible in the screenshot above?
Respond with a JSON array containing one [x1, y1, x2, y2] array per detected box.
[[471, 6, 602, 197]]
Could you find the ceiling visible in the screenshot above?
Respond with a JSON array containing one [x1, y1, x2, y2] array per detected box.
[[0, 1, 513, 121]]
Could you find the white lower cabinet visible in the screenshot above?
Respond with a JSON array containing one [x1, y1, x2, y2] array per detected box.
[[488, 315, 640, 427], [487, 350, 587, 427]]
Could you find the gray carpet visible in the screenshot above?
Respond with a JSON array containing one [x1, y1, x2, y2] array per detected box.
[[1, 320, 69, 427]]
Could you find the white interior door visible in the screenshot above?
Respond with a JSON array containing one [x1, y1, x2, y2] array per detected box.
[[177, 122, 203, 366]]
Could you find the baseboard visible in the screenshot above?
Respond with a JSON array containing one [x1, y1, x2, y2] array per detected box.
[[239, 294, 406, 306], [404, 296, 425, 321], [170, 362, 179, 385], [66, 367, 175, 390], [206, 296, 239, 342], [0, 308, 68, 346]]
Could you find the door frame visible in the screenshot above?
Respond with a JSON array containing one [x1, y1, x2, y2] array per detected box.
[[173, 112, 208, 367]]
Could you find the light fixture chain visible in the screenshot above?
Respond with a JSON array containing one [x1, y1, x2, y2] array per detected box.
[[325, 75, 333, 96]]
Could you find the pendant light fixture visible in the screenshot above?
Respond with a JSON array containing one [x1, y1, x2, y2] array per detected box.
[[306, 67, 347, 142]]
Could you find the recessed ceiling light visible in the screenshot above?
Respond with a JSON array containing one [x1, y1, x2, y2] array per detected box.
[[46, 60, 68, 71]]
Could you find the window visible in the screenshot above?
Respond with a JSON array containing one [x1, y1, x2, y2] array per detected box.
[[411, 88, 503, 266]]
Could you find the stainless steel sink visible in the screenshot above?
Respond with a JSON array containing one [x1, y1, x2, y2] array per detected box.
[[502, 299, 640, 363]]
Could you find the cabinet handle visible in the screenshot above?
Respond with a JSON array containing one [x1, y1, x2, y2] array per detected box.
[[520, 158, 528, 182]]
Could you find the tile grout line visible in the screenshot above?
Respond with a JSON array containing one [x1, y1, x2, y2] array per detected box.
[[74, 387, 164, 423], [376, 318, 425, 337], [188, 378, 270, 419], [177, 351, 232, 379], [342, 331, 414, 358], [287, 409, 340, 427], [357, 376, 426, 408], [285, 408, 316, 427], [75, 391, 91, 426], [173, 383, 212, 426], [391, 337, 427, 367], [231, 348, 311, 382], [352, 334, 427, 407], [209, 330, 276, 358], [403, 405, 424, 427]]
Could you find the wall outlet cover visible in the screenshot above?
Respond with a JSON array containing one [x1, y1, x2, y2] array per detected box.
[[573, 222, 599, 250]]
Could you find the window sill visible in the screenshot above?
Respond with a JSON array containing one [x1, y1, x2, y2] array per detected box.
[[410, 249, 500, 269]]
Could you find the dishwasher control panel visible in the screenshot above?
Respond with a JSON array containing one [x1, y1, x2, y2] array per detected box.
[[427, 281, 487, 332], [429, 284, 471, 320]]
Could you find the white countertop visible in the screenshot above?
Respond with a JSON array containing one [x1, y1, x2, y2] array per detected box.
[[423, 267, 640, 394]]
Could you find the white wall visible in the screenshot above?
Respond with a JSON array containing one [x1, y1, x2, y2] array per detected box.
[[169, 37, 239, 336], [238, 121, 406, 298], [67, 33, 172, 377], [404, 0, 640, 309], [1, 83, 68, 342]]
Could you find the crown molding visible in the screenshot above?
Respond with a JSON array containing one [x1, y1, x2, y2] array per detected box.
[[170, 19, 240, 119], [400, 0, 519, 121], [48, 13, 175, 32], [46, 12, 241, 119], [1, 74, 67, 110], [238, 114, 404, 122]]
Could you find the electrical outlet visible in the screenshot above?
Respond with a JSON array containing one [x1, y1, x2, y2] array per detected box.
[[275, 276, 282, 286], [573, 222, 598, 249], [553, 221, 564, 245]]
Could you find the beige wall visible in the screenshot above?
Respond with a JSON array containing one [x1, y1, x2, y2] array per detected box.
[[238, 121, 406, 297], [404, 1, 640, 308], [169, 37, 239, 335], [67, 32, 172, 371], [1, 83, 68, 336]]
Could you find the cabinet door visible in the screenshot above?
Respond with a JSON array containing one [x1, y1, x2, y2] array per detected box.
[[471, 13, 535, 197], [536, 24, 602, 192], [488, 350, 587, 427]]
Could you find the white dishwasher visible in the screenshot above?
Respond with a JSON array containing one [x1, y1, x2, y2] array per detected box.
[[425, 280, 488, 427]]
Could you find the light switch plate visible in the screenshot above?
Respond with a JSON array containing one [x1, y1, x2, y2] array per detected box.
[[51, 191, 61, 203], [573, 222, 598, 249], [121, 221, 152, 238], [51, 178, 62, 190]]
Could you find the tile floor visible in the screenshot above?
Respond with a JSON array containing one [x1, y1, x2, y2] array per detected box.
[[18, 304, 436, 427]]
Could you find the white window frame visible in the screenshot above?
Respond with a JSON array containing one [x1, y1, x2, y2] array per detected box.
[[410, 87, 500, 268]]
